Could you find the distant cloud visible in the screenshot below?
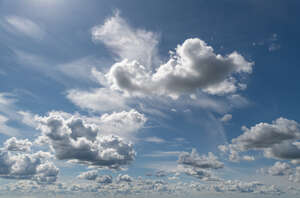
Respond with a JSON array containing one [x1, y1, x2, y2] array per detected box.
[[219, 117, 300, 162], [177, 149, 223, 181], [77, 170, 98, 180], [4, 137, 32, 152], [2, 16, 45, 40], [220, 114, 232, 122], [144, 136, 166, 144], [267, 162, 291, 176]]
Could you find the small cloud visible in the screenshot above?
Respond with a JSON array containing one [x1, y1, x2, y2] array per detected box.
[[144, 136, 166, 144], [220, 114, 232, 122]]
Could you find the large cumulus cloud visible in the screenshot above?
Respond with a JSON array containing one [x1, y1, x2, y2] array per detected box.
[[34, 110, 146, 169], [0, 139, 58, 184], [219, 117, 300, 162], [104, 38, 253, 99]]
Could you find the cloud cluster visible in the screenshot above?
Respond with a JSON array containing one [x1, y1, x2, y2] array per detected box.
[[4, 137, 32, 152], [78, 170, 113, 184], [219, 117, 300, 162], [178, 149, 223, 180], [34, 110, 145, 169], [210, 180, 282, 194], [104, 38, 253, 99], [267, 162, 292, 176], [0, 140, 58, 184], [67, 13, 253, 114]]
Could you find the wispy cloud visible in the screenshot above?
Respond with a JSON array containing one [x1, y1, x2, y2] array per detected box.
[[1, 16, 45, 40]]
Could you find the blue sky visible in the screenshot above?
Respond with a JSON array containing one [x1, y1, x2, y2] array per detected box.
[[0, 0, 300, 197]]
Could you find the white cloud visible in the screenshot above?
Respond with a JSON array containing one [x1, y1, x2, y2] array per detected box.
[[66, 88, 128, 112], [219, 117, 300, 162], [2, 16, 45, 40], [3, 137, 32, 152], [116, 174, 133, 183], [0, 147, 58, 184], [144, 136, 166, 144], [34, 110, 146, 169], [210, 180, 282, 194], [220, 114, 232, 122], [267, 162, 291, 176], [78, 170, 98, 180], [177, 149, 223, 181], [104, 38, 253, 99], [91, 11, 159, 67], [178, 149, 224, 170]]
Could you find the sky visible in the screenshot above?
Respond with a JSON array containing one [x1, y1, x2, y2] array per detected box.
[[0, 0, 300, 197]]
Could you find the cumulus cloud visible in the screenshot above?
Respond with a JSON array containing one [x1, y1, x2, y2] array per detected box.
[[232, 118, 300, 150], [177, 149, 223, 181], [103, 38, 253, 99], [219, 117, 300, 162], [92, 11, 159, 67], [1, 16, 45, 40], [210, 180, 282, 194], [96, 174, 113, 184], [4, 137, 32, 152], [78, 170, 98, 180], [267, 162, 291, 176], [34, 110, 145, 169], [116, 174, 133, 183], [178, 149, 224, 170], [0, 148, 58, 184]]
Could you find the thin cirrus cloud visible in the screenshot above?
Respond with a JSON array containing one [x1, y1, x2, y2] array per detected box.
[[1, 16, 45, 40]]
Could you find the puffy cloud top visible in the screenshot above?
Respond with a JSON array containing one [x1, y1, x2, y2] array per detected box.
[[34, 111, 144, 169], [104, 38, 253, 99], [0, 149, 58, 184], [178, 149, 224, 169], [219, 117, 300, 162], [4, 137, 32, 152]]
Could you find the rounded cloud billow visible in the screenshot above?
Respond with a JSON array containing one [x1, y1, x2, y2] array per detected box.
[[34, 110, 146, 170], [102, 38, 253, 99]]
